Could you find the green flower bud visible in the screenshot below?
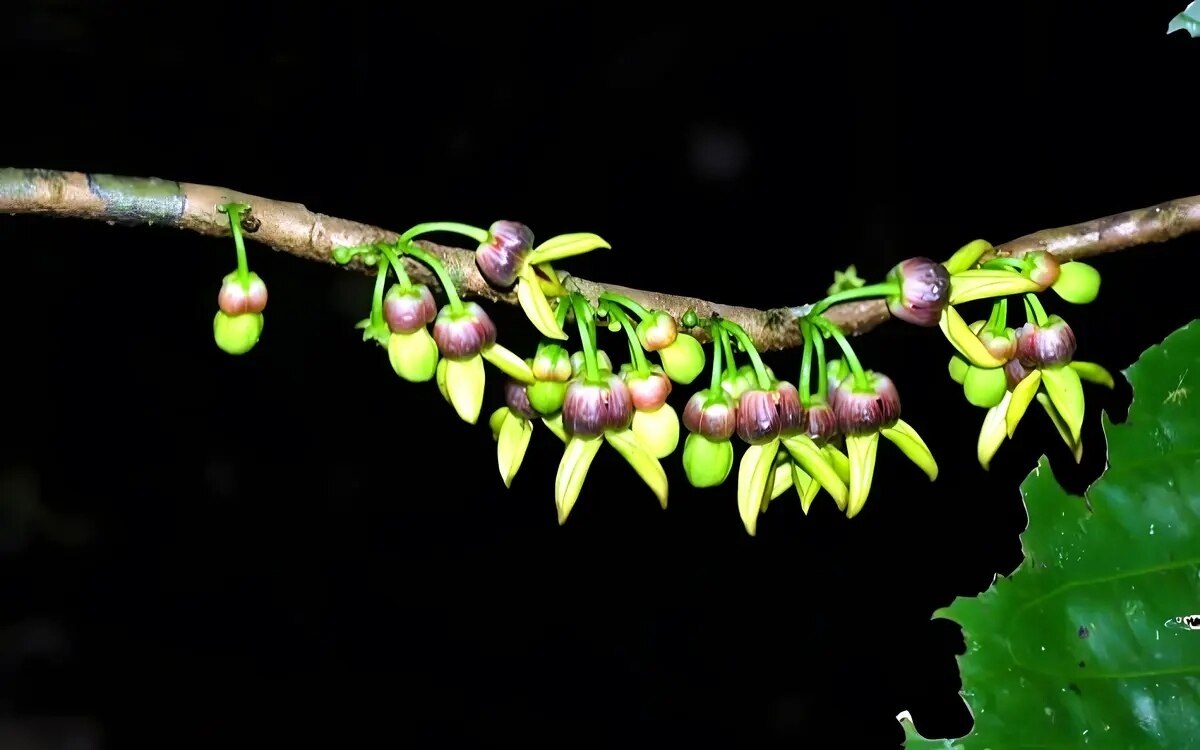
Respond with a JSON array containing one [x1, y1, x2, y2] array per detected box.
[[213, 311, 263, 355], [948, 354, 969, 384], [631, 403, 680, 458], [963, 363, 1008, 408], [635, 310, 679, 351], [387, 328, 439, 383], [682, 432, 734, 488], [1051, 261, 1100, 304], [657, 333, 705, 384], [527, 380, 568, 416], [720, 364, 759, 400], [570, 349, 613, 377], [532, 343, 573, 382], [1025, 250, 1061, 288]]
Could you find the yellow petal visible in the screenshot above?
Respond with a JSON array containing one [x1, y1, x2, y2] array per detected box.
[[939, 307, 1006, 368], [845, 432, 880, 519], [770, 459, 795, 502], [527, 232, 612, 265], [489, 406, 510, 439], [481, 342, 536, 382], [631, 404, 681, 458], [943, 239, 992, 275], [1006, 370, 1043, 438], [435, 358, 450, 404], [880, 419, 938, 481], [1037, 392, 1083, 463], [822, 444, 851, 485], [792, 464, 822, 514], [517, 267, 569, 340], [542, 413, 569, 443], [948, 269, 1042, 305], [1070, 360, 1115, 389], [605, 428, 669, 510], [782, 434, 848, 509], [977, 392, 1012, 471], [497, 410, 533, 488], [555, 436, 604, 525], [535, 262, 570, 297], [1040, 365, 1085, 444], [737, 438, 780, 536], [445, 355, 486, 424]]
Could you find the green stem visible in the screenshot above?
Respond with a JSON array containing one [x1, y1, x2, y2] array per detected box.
[[605, 303, 650, 376], [555, 294, 571, 329], [814, 322, 828, 401], [597, 292, 650, 321], [220, 203, 252, 287], [799, 319, 815, 406], [985, 298, 1004, 333], [810, 281, 900, 318], [719, 324, 737, 380], [1025, 293, 1049, 326], [399, 221, 489, 244], [375, 243, 411, 287], [370, 256, 389, 327], [570, 294, 601, 382], [720, 321, 771, 390], [401, 242, 462, 313], [981, 257, 1027, 272], [810, 315, 868, 392], [709, 324, 724, 393], [988, 298, 1008, 334]]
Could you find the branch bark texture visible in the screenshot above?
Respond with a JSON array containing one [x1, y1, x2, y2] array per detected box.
[[4, 167, 1199, 352]]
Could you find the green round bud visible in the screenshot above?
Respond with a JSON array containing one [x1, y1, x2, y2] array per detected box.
[[527, 379, 568, 416], [213, 311, 263, 355], [387, 328, 439, 383], [657, 333, 705, 384], [963, 364, 1008, 408], [1051, 261, 1100, 304], [948, 355, 969, 384], [720, 364, 759, 400], [682, 432, 734, 488], [681, 309, 699, 328], [532, 343, 573, 382], [632, 403, 680, 458]]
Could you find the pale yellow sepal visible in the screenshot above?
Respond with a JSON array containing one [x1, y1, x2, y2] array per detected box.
[[435, 359, 450, 404], [445, 355, 486, 424], [481, 342, 536, 383], [1006, 370, 1042, 437], [555, 436, 604, 525], [737, 438, 780, 536], [978, 392, 1012, 470], [793, 464, 822, 514], [631, 404, 680, 458], [770, 460, 795, 502], [605, 428, 669, 510], [1071, 360, 1114, 388], [822, 444, 851, 486], [497, 409, 533, 488], [845, 432, 880, 519], [535, 263, 570, 297], [782, 434, 848, 509], [387, 328, 439, 383], [943, 239, 992, 275], [517, 265, 568, 340], [1037, 392, 1083, 463], [939, 307, 1006, 368], [542, 413, 569, 443], [527, 232, 612, 265], [880, 419, 938, 481], [948, 269, 1042, 305], [1040, 365, 1085, 444], [489, 406, 510, 439]]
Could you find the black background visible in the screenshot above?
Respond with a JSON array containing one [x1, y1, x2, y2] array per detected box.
[[2, 2, 1197, 747]]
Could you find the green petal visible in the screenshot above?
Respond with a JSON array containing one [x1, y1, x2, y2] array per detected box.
[[489, 406, 510, 439], [963, 363, 1008, 408], [435, 358, 451, 404], [948, 354, 970, 384], [386, 328, 439, 383], [605, 428, 669, 510], [1006, 370, 1043, 438], [445, 355, 486, 424], [1040, 365, 1085, 444], [481, 342, 535, 382], [555, 436, 604, 525], [948, 269, 1043, 305], [527, 232, 612, 265], [517, 267, 568, 340], [792, 464, 822, 514], [978, 392, 1012, 470], [737, 438, 780, 536], [535, 262, 569, 297], [542, 413, 569, 443], [822, 444, 851, 485], [943, 238, 992, 275], [1070, 360, 1115, 388], [939, 307, 1007, 368], [1050, 261, 1100, 304], [880, 419, 939, 481], [782, 434, 849, 509], [497, 410, 533, 488], [845, 432, 880, 519], [631, 404, 680, 458], [1036, 391, 1083, 463]]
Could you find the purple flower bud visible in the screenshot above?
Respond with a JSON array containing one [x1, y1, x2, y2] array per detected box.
[[561, 374, 634, 438], [1025, 250, 1061, 289], [622, 366, 673, 411], [532, 343, 573, 382], [830, 371, 902, 436], [682, 389, 737, 440], [383, 283, 437, 334], [979, 327, 1018, 362], [475, 220, 534, 288], [886, 257, 951, 327], [774, 381, 806, 437], [504, 378, 539, 421], [803, 400, 840, 444], [432, 302, 497, 359], [1015, 315, 1076, 368], [1004, 357, 1033, 389], [217, 271, 268, 315], [736, 389, 783, 445], [635, 310, 679, 351]]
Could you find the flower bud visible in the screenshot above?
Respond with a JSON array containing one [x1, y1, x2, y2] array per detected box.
[[1025, 250, 1061, 288], [1052, 261, 1101, 304], [561, 374, 633, 439], [886, 257, 951, 327], [682, 389, 737, 440], [657, 333, 705, 384], [1015, 315, 1076, 368], [803, 400, 839, 444], [736, 389, 782, 445], [432, 302, 497, 359], [622, 366, 673, 411], [527, 379, 568, 416], [635, 310, 679, 351], [830, 371, 901, 436], [774, 380, 805, 436], [387, 328, 439, 382], [978, 327, 1017, 362], [213, 311, 263, 355], [683, 432, 734, 488], [504, 378, 539, 421], [963, 364, 1008, 408], [571, 349, 613, 377], [475, 220, 533, 288], [1004, 357, 1033, 389], [532, 343, 573, 382], [721, 364, 759, 400], [383, 283, 437, 334], [632, 403, 680, 458], [217, 271, 268, 315]]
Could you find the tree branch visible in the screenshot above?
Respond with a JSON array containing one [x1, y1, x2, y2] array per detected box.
[[4, 167, 1199, 352]]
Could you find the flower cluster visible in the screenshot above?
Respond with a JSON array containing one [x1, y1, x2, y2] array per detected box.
[[212, 203, 268, 355]]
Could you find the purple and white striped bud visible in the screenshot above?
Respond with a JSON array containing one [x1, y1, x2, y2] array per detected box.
[[504, 378, 539, 421], [561, 374, 634, 439], [886, 257, 951, 327], [217, 271, 268, 315], [383, 283, 437, 334], [1004, 357, 1033, 389], [803, 401, 840, 444], [682, 389, 737, 441], [475, 221, 534, 288], [432, 302, 497, 359], [774, 381, 805, 437], [736, 389, 783, 445], [1015, 315, 1076, 369], [830, 371, 902, 436], [622, 366, 673, 411]]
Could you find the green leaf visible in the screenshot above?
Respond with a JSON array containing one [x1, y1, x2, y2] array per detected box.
[[1168, 1, 1200, 35], [902, 320, 1200, 748]]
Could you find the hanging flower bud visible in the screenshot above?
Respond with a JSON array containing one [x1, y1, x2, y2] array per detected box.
[[657, 333, 705, 384], [504, 378, 539, 421], [1004, 357, 1033, 390], [635, 310, 679, 351], [682, 389, 737, 440], [561, 374, 634, 439], [978, 326, 1018, 362], [387, 328, 439, 382], [736, 389, 783, 445], [217, 271, 268, 315], [830, 372, 902, 436], [1016, 315, 1076, 368], [720, 364, 760, 400], [571, 349, 613, 377], [803, 400, 840, 444], [213, 311, 264, 355], [885, 257, 951, 327], [527, 380, 568, 417], [1025, 250, 1061, 288], [432, 302, 497, 359], [532, 343, 573, 382], [774, 381, 805, 437], [622, 366, 673, 411], [475, 220, 534, 288], [683, 432, 735, 488], [383, 283, 437, 334], [1051, 261, 1101, 304]]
